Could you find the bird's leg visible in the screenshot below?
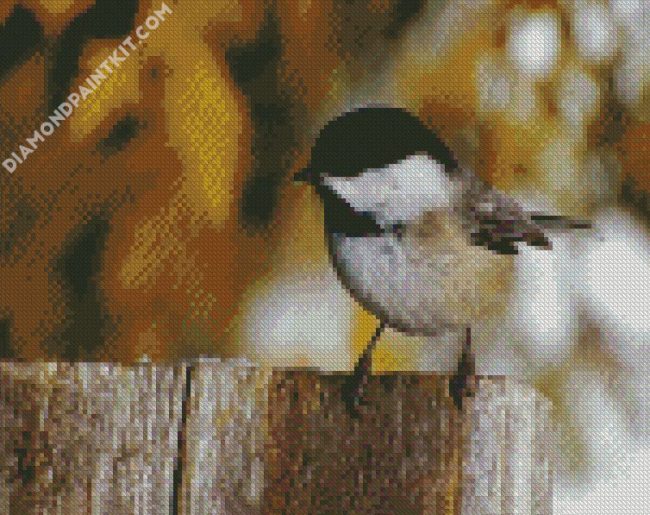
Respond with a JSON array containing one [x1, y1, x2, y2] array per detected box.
[[342, 322, 386, 416], [449, 327, 476, 410]]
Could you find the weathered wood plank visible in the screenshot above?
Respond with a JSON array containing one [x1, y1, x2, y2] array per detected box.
[[264, 372, 463, 514], [178, 358, 267, 514], [460, 377, 553, 514], [0, 362, 552, 514], [0, 362, 186, 514]]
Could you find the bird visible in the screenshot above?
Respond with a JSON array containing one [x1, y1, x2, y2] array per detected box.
[[294, 106, 590, 414]]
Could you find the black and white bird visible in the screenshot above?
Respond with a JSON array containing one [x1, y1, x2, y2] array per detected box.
[[294, 106, 589, 412]]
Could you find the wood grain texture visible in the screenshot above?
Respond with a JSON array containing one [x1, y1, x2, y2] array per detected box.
[[264, 372, 462, 514], [0, 361, 552, 514], [178, 358, 267, 514], [0, 362, 186, 514], [460, 377, 554, 515]]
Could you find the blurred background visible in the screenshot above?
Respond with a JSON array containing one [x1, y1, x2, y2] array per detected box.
[[0, 0, 649, 511]]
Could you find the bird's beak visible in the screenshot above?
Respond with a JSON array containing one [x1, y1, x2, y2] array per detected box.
[[293, 166, 315, 184]]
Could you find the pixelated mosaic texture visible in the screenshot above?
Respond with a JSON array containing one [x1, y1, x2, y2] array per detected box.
[[0, 0, 649, 512], [0, 361, 552, 513]]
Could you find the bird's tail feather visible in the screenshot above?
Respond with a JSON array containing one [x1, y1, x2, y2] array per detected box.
[[529, 214, 592, 230]]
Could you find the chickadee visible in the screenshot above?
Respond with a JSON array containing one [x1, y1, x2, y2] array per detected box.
[[294, 107, 589, 412]]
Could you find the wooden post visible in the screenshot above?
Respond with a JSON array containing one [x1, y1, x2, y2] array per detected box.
[[0, 361, 552, 514]]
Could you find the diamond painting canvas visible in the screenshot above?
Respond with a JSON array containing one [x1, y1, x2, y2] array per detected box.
[[0, 0, 648, 513]]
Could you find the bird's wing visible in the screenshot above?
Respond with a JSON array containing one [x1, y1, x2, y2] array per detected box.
[[460, 179, 590, 255]]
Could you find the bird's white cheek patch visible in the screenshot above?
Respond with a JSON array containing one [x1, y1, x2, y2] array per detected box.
[[323, 153, 455, 224]]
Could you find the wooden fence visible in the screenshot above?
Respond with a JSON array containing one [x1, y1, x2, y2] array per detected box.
[[0, 359, 553, 513]]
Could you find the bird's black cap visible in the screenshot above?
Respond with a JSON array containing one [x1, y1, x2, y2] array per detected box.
[[295, 106, 458, 183]]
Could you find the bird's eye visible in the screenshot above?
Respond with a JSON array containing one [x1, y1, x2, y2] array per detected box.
[[388, 223, 405, 239]]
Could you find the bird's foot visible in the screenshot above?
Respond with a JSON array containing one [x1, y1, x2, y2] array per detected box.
[[449, 327, 476, 411], [342, 350, 372, 418]]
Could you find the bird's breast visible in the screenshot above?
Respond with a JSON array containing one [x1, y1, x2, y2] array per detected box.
[[329, 212, 514, 335]]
